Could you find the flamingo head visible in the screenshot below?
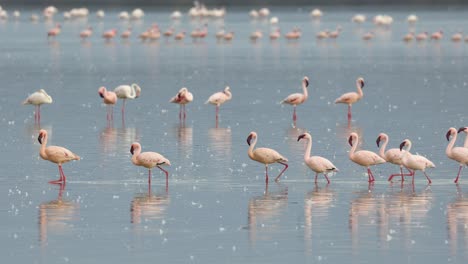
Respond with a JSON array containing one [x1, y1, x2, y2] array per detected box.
[[224, 86, 231, 93], [376, 133, 386, 147], [98, 86, 106, 98], [458, 127, 468, 134], [246, 132, 257, 146], [399, 139, 409, 151], [38, 129, 47, 144], [297, 133, 310, 142], [303, 77, 309, 87], [130, 142, 140, 155], [446, 127, 457, 141], [348, 132, 358, 147], [357, 77, 365, 88]]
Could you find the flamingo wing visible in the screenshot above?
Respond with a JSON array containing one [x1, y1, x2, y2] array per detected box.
[[334, 92, 359, 104], [281, 93, 303, 105]]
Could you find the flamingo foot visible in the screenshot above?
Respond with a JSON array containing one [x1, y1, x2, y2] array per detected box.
[[275, 162, 289, 182], [49, 179, 64, 184]]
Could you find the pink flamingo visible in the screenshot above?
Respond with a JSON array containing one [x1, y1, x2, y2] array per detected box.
[[446, 127, 468, 183], [458, 127, 468, 148], [430, 30, 443, 40], [175, 31, 186, 41], [329, 26, 342, 39], [198, 24, 208, 40], [130, 142, 171, 185], [121, 28, 132, 39], [399, 139, 435, 184], [47, 24, 61, 38], [191, 28, 200, 42], [285, 28, 301, 40], [205, 86, 232, 122], [280, 76, 309, 121], [334, 77, 364, 121], [170, 87, 193, 120], [298, 133, 338, 184], [38, 129, 80, 184], [376, 133, 412, 182], [416, 32, 428, 41], [452, 32, 463, 42], [250, 30, 262, 42], [270, 28, 281, 40], [79, 26, 93, 40], [247, 131, 288, 183], [223, 32, 234, 42], [348, 132, 386, 182], [98, 86, 117, 121], [362, 31, 374, 40], [403, 32, 414, 42], [163, 27, 174, 40], [102, 29, 117, 41], [23, 89, 53, 123]]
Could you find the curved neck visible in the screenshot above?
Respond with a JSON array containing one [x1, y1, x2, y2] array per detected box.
[[356, 83, 363, 98], [224, 91, 232, 100], [378, 137, 388, 159], [463, 133, 468, 148], [39, 135, 48, 159], [403, 142, 412, 157], [446, 132, 457, 157], [302, 82, 308, 100], [304, 138, 312, 161], [248, 137, 257, 159], [129, 86, 136, 98], [349, 136, 358, 158], [131, 146, 142, 165]]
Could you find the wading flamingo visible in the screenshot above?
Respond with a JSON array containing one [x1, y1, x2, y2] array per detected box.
[[376, 133, 412, 182], [102, 29, 117, 41], [38, 129, 80, 184], [170, 87, 193, 120], [247, 131, 288, 183], [298, 133, 338, 184], [280, 76, 309, 122], [98, 86, 117, 121], [23, 89, 53, 123], [121, 28, 132, 39], [114, 83, 142, 114], [79, 26, 93, 40], [130, 142, 171, 185], [348, 132, 386, 182], [47, 24, 61, 38], [399, 139, 435, 184], [334, 77, 364, 121], [446, 127, 468, 183], [205, 86, 232, 122]]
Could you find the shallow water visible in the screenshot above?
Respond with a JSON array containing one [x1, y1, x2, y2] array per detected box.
[[1, 5, 468, 264]]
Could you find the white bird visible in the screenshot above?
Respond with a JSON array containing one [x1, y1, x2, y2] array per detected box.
[[298, 133, 338, 184], [348, 132, 386, 182], [119, 11, 129, 20], [171, 10, 182, 19], [399, 139, 435, 184], [247, 131, 288, 183], [170, 87, 194, 120], [280, 76, 309, 122], [23, 89, 53, 122], [114, 84, 141, 114], [310, 9, 323, 18], [205, 86, 232, 120], [334, 77, 364, 121], [131, 8, 144, 20], [96, 10, 105, 18], [376, 133, 412, 182], [130, 142, 171, 185], [446, 127, 468, 183], [352, 14, 366, 23], [407, 14, 418, 24]]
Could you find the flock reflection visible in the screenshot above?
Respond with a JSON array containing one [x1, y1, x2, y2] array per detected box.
[[447, 185, 468, 255]]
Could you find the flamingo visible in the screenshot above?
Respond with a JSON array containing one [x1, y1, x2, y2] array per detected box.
[[98, 86, 117, 121], [23, 89, 53, 122], [130, 142, 171, 185], [102, 29, 117, 41], [452, 32, 463, 42], [446, 127, 468, 183], [114, 84, 141, 114], [47, 24, 61, 38], [362, 32, 374, 40], [190, 28, 200, 42], [399, 139, 435, 184], [175, 31, 186, 41], [430, 30, 443, 40], [298, 133, 338, 184], [348, 132, 386, 182], [280, 76, 309, 121], [215, 28, 225, 42], [416, 32, 428, 41], [269, 28, 281, 40], [285, 28, 301, 40], [170, 87, 193, 120], [250, 30, 262, 42], [121, 28, 132, 39], [79, 27, 93, 40], [334, 77, 364, 121], [458, 127, 468, 148], [223, 32, 234, 42], [316, 30, 329, 39], [38, 129, 80, 184], [163, 27, 174, 40], [205, 86, 232, 121], [247, 131, 288, 183], [329, 26, 342, 39], [403, 32, 414, 42], [376, 133, 412, 182]]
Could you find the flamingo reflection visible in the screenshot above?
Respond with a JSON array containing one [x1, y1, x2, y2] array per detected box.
[[130, 186, 170, 225], [447, 185, 468, 255]]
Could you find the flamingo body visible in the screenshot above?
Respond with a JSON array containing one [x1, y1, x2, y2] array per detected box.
[[349, 132, 385, 182], [298, 133, 338, 183], [400, 139, 435, 184], [335, 77, 364, 120]]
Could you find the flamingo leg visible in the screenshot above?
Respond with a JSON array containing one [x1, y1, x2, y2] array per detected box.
[[454, 165, 463, 183], [314, 173, 318, 183], [215, 105, 219, 121], [38, 105, 41, 122], [324, 173, 331, 184], [50, 165, 65, 184], [423, 171, 432, 184], [347, 105, 352, 121], [388, 166, 412, 182], [148, 169, 152, 185], [293, 106, 297, 122], [179, 105, 182, 120], [265, 165, 269, 183], [157, 165, 169, 181], [275, 162, 289, 182], [183, 104, 187, 119], [366, 168, 375, 182], [121, 99, 126, 114]]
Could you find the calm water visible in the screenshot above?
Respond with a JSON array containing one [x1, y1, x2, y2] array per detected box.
[[1, 5, 468, 264]]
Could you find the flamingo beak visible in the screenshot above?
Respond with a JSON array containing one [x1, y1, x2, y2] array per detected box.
[[360, 79, 365, 88], [304, 79, 309, 87], [458, 127, 467, 133], [247, 134, 253, 146], [446, 130, 452, 141], [99, 92, 104, 98], [38, 134, 43, 144], [348, 136, 353, 146], [297, 134, 306, 141], [376, 136, 381, 147], [399, 141, 406, 151], [130, 145, 134, 154]]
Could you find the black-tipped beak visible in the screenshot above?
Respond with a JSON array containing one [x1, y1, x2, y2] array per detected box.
[[458, 127, 467, 133], [399, 141, 406, 151], [297, 134, 306, 141], [99, 92, 104, 98], [376, 136, 381, 147], [304, 79, 309, 87], [38, 134, 43, 144], [247, 134, 253, 146], [446, 130, 452, 141], [348, 136, 353, 146], [360, 79, 365, 88], [130, 145, 134, 155]]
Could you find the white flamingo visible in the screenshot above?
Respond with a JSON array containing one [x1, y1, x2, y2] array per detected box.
[[114, 84, 142, 114], [446, 127, 468, 183], [399, 139, 435, 184], [205, 86, 232, 121], [23, 89, 53, 122]]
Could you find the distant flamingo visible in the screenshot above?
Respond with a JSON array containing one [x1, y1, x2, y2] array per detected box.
[[348, 132, 386, 182], [280, 76, 309, 121], [174, 31, 186, 41], [223, 32, 234, 42], [270, 28, 281, 40], [98, 86, 117, 121], [334, 77, 364, 121], [47, 24, 61, 38], [170, 87, 193, 120], [362, 32, 374, 40], [121, 28, 132, 39], [247, 131, 288, 183], [163, 27, 174, 40], [458, 127, 468, 148], [285, 28, 301, 40], [316, 30, 329, 39], [205, 86, 232, 122], [298, 133, 338, 184], [215, 28, 225, 42], [329, 26, 342, 39], [431, 30, 443, 40], [446, 127, 468, 183], [250, 30, 262, 42], [102, 29, 117, 41], [452, 32, 463, 42], [79, 26, 92, 40], [130, 142, 171, 185], [403, 32, 414, 42], [38, 129, 80, 184], [399, 139, 435, 184], [114, 84, 141, 114], [416, 32, 428, 41], [191, 28, 201, 42], [23, 89, 53, 122], [376, 133, 412, 182]]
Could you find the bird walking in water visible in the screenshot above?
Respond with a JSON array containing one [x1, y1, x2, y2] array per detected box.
[[205, 86, 232, 124], [47, 24, 61, 39], [114, 83, 141, 115], [130, 142, 171, 185], [446, 127, 468, 183], [23, 89, 53, 123], [298, 133, 338, 184], [348, 132, 386, 182], [280, 76, 309, 122], [376, 133, 412, 182], [335, 77, 365, 123], [247, 131, 288, 183], [399, 139, 435, 184], [170, 87, 193, 120], [37, 129, 80, 184], [98, 86, 117, 122]]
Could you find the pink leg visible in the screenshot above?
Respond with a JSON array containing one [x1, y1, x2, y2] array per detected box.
[[275, 162, 289, 182], [38, 105, 41, 122], [454, 165, 463, 183], [183, 104, 187, 119], [157, 166, 169, 181], [179, 105, 182, 120], [423, 171, 432, 184], [293, 107, 297, 122], [388, 166, 412, 182], [314, 173, 318, 183], [215, 105, 219, 121], [367, 168, 375, 182], [50, 165, 65, 184], [265, 166, 269, 183], [121, 99, 126, 114], [347, 105, 352, 121], [148, 169, 152, 185], [324, 173, 331, 184]]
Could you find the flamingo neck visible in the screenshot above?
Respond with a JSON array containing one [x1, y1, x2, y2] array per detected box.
[[131, 146, 142, 165], [463, 133, 468, 148], [446, 132, 457, 157], [129, 86, 136, 98], [302, 82, 308, 100], [356, 83, 363, 98], [349, 137, 358, 159], [248, 137, 257, 160], [224, 91, 232, 100], [402, 142, 412, 159], [304, 138, 312, 162], [378, 137, 388, 159], [39, 135, 48, 160]]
